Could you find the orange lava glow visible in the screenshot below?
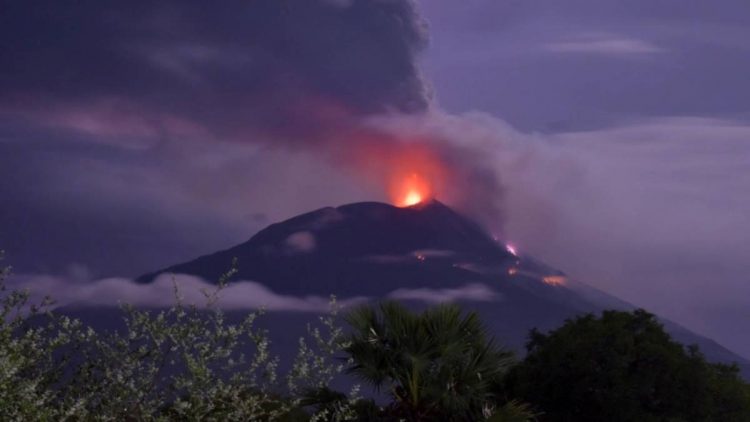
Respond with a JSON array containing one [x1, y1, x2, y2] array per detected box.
[[404, 191, 423, 206], [542, 275, 567, 286], [384, 143, 444, 207], [330, 129, 449, 208], [395, 173, 432, 207]]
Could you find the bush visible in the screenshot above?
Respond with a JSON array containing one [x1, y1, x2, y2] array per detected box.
[[340, 302, 528, 421], [505, 309, 750, 422], [0, 256, 352, 421]]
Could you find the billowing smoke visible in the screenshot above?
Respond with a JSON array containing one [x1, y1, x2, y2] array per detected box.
[[1, 0, 507, 231], [1, 0, 430, 139]]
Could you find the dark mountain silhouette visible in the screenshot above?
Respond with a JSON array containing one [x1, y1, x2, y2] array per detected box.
[[136, 200, 750, 378], [138, 200, 513, 296]]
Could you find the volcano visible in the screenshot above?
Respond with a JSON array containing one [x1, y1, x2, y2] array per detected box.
[[138, 200, 512, 296], [136, 200, 750, 376]]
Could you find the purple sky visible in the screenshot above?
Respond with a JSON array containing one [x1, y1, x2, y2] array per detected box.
[[1, 1, 749, 358]]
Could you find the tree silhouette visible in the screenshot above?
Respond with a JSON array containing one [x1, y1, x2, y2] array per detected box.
[[344, 302, 516, 421], [506, 309, 750, 422]]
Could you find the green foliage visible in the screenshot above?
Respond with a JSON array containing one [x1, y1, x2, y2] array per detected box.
[[506, 309, 750, 422], [343, 301, 519, 421], [0, 255, 350, 421], [288, 297, 364, 421], [0, 252, 73, 419]]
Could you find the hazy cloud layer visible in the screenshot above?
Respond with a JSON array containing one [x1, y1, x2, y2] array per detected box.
[[8, 273, 366, 311], [388, 283, 499, 304], [8, 273, 497, 309]]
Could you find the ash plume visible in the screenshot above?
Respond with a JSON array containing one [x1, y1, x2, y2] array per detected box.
[[1, 0, 511, 270], [1, 0, 431, 140]]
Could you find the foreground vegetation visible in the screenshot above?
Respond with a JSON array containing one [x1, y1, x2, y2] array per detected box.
[[506, 310, 750, 421], [1, 256, 749, 421]]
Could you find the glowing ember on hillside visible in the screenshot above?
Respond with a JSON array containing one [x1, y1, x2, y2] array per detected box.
[[506, 244, 518, 256], [542, 275, 567, 286]]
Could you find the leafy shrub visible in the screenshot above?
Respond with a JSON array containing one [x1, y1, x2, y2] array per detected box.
[[0, 256, 351, 421], [506, 309, 750, 422]]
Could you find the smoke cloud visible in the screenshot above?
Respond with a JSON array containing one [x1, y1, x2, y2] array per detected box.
[[1, 0, 509, 234]]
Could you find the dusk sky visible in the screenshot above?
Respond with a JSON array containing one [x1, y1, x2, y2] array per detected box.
[[2, 1, 749, 359]]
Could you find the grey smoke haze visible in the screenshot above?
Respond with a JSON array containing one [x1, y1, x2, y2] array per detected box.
[[1, 0, 749, 361]]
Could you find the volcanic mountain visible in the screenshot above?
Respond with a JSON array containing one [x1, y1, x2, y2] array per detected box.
[[138, 200, 514, 296], [137, 200, 750, 376]]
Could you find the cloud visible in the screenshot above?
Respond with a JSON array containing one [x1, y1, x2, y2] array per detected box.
[[0, 0, 430, 142], [387, 283, 500, 303], [544, 34, 664, 55], [8, 272, 500, 310], [0, 97, 209, 149], [285, 231, 317, 254], [8, 273, 366, 312]]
